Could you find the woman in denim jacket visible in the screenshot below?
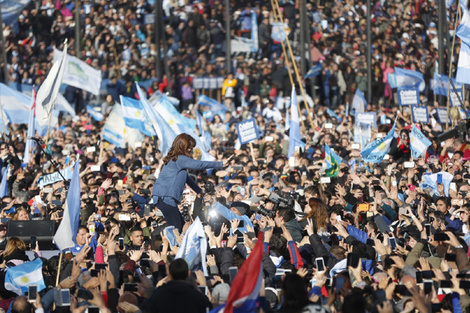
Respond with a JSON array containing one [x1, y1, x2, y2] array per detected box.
[[152, 133, 232, 230]]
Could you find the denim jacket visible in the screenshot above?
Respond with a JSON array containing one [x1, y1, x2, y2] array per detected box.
[[152, 155, 223, 206]]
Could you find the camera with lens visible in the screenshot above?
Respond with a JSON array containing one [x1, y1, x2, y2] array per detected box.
[[278, 191, 306, 208], [204, 181, 215, 195], [256, 204, 276, 218], [182, 203, 191, 222]]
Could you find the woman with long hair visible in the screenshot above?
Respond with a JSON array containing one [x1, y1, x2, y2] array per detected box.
[[3, 237, 29, 267], [152, 133, 232, 230], [300, 198, 328, 235]]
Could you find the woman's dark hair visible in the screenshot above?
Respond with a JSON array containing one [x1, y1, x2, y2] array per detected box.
[[279, 274, 310, 313], [163, 133, 196, 165]]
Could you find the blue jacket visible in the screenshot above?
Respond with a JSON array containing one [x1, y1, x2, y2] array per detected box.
[[347, 224, 369, 244], [152, 155, 223, 206]]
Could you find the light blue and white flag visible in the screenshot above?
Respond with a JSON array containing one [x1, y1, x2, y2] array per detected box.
[[54, 48, 102, 95], [422, 172, 454, 197], [271, 21, 289, 42], [136, 83, 176, 155], [4, 258, 45, 295], [1, 0, 31, 25], [0, 165, 9, 197], [175, 217, 208, 276], [351, 89, 367, 114], [53, 161, 81, 251], [212, 202, 253, 234], [87, 106, 104, 122], [0, 83, 31, 124], [198, 95, 229, 121], [361, 120, 396, 163], [304, 63, 323, 79], [288, 86, 305, 158], [394, 67, 425, 91], [102, 105, 125, 148], [410, 124, 432, 159], [23, 87, 36, 165], [195, 110, 212, 150], [155, 96, 196, 131], [432, 73, 462, 96], [120, 96, 154, 137], [251, 10, 259, 53], [456, 0, 470, 84]]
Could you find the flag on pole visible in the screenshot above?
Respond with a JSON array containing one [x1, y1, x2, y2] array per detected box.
[[288, 86, 304, 158], [304, 63, 323, 79], [35, 41, 68, 129], [102, 105, 126, 148], [360, 120, 396, 163], [0, 165, 9, 197], [198, 95, 229, 121], [23, 87, 37, 165], [351, 89, 367, 114], [175, 217, 208, 276], [456, 0, 470, 84], [394, 67, 425, 91], [136, 83, 177, 156], [210, 232, 264, 313], [120, 96, 155, 137], [53, 48, 102, 95], [410, 124, 432, 159], [53, 161, 81, 251], [325, 145, 341, 177], [4, 258, 46, 295]]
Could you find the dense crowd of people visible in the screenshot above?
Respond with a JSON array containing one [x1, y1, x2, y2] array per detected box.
[[0, 0, 469, 313]]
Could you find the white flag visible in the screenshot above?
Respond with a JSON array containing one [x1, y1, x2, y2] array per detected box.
[[54, 48, 102, 95], [36, 42, 68, 128]]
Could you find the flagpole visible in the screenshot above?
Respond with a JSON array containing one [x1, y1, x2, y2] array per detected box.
[[446, 6, 461, 130], [0, 102, 6, 142], [272, 0, 315, 131], [270, 1, 305, 130]]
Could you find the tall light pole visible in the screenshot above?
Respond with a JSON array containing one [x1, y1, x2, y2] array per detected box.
[[0, 1, 9, 84], [366, 0, 372, 104], [225, 0, 231, 73], [154, 0, 163, 81], [75, 0, 80, 58]]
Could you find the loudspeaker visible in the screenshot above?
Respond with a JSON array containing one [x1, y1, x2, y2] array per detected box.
[[6, 220, 57, 250]]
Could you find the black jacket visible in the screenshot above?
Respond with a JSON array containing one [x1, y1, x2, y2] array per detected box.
[[142, 280, 212, 313]]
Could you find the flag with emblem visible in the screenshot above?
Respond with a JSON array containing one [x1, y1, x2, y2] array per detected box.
[[410, 124, 431, 159], [325, 144, 341, 177], [120, 95, 155, 137], [361, 120, 396, 163], [4, 258, 46, 295]]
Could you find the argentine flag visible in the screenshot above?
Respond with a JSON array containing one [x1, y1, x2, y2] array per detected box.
[[394, 67, 425, 91], [361, 120, 396, 163], [410, 124, 431, 159], [288, 86, 305, 158], [176, 217, 208, 276], [5, 258, 46, 295], [351, 89, 367, 114], [325, 144, 341, 177], [120, 96, 155, 137], [456, 0, 470, 84], [103, 105, 125, 148], [197, 95, 229, 121]]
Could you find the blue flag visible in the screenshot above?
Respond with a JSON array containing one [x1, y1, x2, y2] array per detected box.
[[53, 161, 81, 251], [351, 89, 367, 114], [120, 96, 154, 137], [4, 258, 46, 295], [136, 83, 176, 156], [304, 63, 323, 79], [410, 124, 432, 159], [0, 165, 9, 197], [87, 106, 104, 122], [325, 145, 341, 177], [288, 86, 305, 158], [198, 95, 229, 121], [394, 67, 425, 91], [361, 121, 396, 163], [456, 0, 470, 83]]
